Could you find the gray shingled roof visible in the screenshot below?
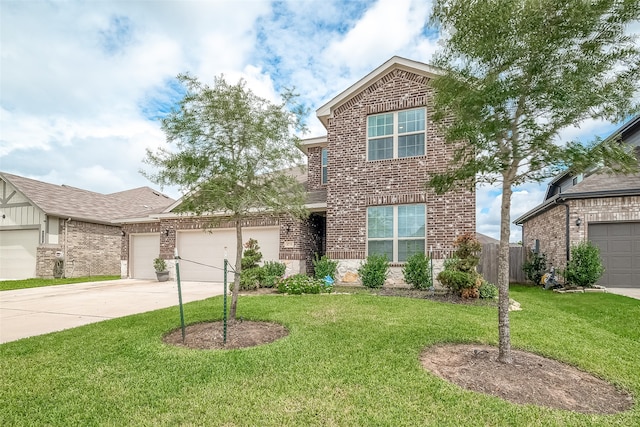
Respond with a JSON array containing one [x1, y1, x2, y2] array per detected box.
[[563, 172, 640, 195], [1, 172, 174, 224]]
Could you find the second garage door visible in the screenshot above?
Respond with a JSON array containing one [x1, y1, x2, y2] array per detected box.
[[176, 227, 280, 282], [0, 229, 39, 280], [588, 222, 640, 288], [130, 233, 161, 280]]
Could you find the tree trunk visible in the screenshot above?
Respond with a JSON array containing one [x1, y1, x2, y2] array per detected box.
[[229, 218, 243, 320], [497, 179, 513, 364]]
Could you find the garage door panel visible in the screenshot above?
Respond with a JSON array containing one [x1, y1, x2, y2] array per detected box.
[[177, 227, 280, 282], [0, 229, 39, 279], [131, 234, 160, 280], [589, 222, 640, 288]]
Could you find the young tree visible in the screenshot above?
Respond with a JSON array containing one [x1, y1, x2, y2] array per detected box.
[[144, 74, 308, 319], [428, 0, 639, 363]]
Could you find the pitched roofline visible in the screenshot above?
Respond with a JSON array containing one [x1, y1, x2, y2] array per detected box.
[[0, 172, 45, 213], [315, 56, 441, 128], [514, 187, 640, 224], [298, 135, 328, 154]]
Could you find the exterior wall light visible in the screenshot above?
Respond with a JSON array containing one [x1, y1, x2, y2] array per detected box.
[[575, 218, 582, 227]]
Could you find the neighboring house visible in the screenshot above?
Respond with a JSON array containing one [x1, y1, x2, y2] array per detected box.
[[119, 56, 476, 285], [515, 114, 640, 288], [0, 172, 174, 280]]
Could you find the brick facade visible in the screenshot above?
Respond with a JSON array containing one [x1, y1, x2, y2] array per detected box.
[[322, 68, 475, 264], [522, 196, 640, 269], [36, 219, 121, 278]]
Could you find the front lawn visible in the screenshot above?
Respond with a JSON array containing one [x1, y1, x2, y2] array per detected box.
[[1, 285, 638, 425], [0, 275, 120, 291]]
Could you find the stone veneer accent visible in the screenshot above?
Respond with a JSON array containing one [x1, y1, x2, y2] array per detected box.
[[522, 196, 640, 270], [317, 68, 475, 282]]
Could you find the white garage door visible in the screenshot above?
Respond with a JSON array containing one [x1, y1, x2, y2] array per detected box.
[[0, 229, 39, 280], [589, 222, 640, 288], [130, 233, 161, 280], [176, 227, 280, 282]]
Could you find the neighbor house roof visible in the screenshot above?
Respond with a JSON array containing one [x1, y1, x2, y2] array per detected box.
[[0, 172, 174, 225], [514, 172, 640, 225], [316, 56, 441, 127]]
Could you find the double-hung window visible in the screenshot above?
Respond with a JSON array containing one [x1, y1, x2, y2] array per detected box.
[[321, 148, 328, 185], [367, 108, 426, 161], [367, 204, 426, 262]]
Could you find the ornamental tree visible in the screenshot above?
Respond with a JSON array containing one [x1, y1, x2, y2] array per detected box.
[[428, 0, 639, 363], [144, 74, 308, 319]]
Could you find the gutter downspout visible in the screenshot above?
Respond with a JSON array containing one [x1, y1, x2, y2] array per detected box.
[[555, 200, 570, 267]]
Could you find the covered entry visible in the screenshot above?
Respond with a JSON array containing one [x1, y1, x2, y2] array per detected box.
[[176, 227, 280, 282], [588, 222, 640, 288]]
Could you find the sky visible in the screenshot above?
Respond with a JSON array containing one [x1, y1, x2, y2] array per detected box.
[[1, 0, 636, 243]]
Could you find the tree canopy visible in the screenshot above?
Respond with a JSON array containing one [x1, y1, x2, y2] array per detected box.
[[144, 74, 308, 319], [428, 0, 639, 363]]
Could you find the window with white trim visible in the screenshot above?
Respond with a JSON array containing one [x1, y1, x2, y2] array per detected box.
[[367, 204, 426, 262], [367, 108, 426, 161], [321, 148, 328, 185]]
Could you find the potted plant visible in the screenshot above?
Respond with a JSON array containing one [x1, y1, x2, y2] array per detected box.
[[153, 257, 170, 282]]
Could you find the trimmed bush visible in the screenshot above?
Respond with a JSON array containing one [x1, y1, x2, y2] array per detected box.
[[358, 254, 389, 289], [478, 281, 498, 299], [402, 252, 433, 290], [313, 254, 339, 280], [565, 242, 605, 287], [437, 232, 482, 297], [277, 274, 333, 295], [260, 261, 286, 288]]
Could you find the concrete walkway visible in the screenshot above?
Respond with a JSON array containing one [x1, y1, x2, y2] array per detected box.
[[0, 279, 224, 344], [607, 287, 640, 300]]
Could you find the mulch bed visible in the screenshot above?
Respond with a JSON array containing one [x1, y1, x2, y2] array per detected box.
[[163, 320, 288, 350]]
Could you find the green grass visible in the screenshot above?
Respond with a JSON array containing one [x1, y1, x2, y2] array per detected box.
[[0, 275, 121, 291], [1, 285, 639, 426]]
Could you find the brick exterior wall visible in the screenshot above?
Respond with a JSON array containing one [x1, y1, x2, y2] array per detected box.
[[37, 220, 121, 278], [522, 196, 640, 270], [306, 146, 325, 192], [323, 68, 475, 263]]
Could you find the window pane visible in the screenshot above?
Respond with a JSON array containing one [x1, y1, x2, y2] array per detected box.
[[398, 205, 425, 237], [321, 148, 328, 166], [398, 109, 425, 134], [368, 240, 393, 260], [398, 239, 425, 262], [368, 114, 393, 138], [367, 206, 393, 238], [398, 133, 425, 158], [368, 137, 393, 160]]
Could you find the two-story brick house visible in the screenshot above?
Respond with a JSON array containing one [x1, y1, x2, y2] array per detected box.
[[120, 56, 476, 285]]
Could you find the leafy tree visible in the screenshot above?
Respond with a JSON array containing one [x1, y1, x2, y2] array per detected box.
[[429, 0, 639, 363], [143, 74, 308, 319]]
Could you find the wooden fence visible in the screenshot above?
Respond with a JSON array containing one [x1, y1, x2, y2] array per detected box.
[[477, 243, 528, 284]]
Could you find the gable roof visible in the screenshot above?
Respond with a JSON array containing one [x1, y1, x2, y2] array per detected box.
[[315, 56, 441, 127], [0, 172, 174, 225]]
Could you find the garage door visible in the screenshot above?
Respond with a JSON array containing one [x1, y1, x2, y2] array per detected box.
[[130, 234, 161, 280], [0, 229, 39, 280], [176, 227, 280, 282], [589, 222, 640, 288]]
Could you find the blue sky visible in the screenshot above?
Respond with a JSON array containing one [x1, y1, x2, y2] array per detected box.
[[1, 0, 636, 242]]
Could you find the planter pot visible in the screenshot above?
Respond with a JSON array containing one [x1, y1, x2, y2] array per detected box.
[[156, 271, 170, 282]]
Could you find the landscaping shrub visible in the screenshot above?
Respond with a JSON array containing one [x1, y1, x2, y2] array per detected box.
[[523, 251, 547, 285], [436, 232, 482, 297], [358, 254, 389, 289], [565, 242, 605, 287], [402, 252, 433, 290], [239, 268, 263, 290], [239, 238, 264, 290], [478, 281, 498, 299], [313, 254, 339, 280], [260, 261, 286, 288], [277, 274, 333, 294]]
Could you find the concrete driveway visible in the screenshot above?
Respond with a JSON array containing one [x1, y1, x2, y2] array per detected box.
[[0, 279, 224, 344], [607, 287, 640, 300]]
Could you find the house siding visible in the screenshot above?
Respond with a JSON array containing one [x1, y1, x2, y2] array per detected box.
[[324, 68, 475, 281], [306, 146, 325, 191]]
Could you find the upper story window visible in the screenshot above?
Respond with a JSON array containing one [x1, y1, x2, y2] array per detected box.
[[367, 108, 426, 161], [321, 148, 328, 185], [367, 204, 426, 262]]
